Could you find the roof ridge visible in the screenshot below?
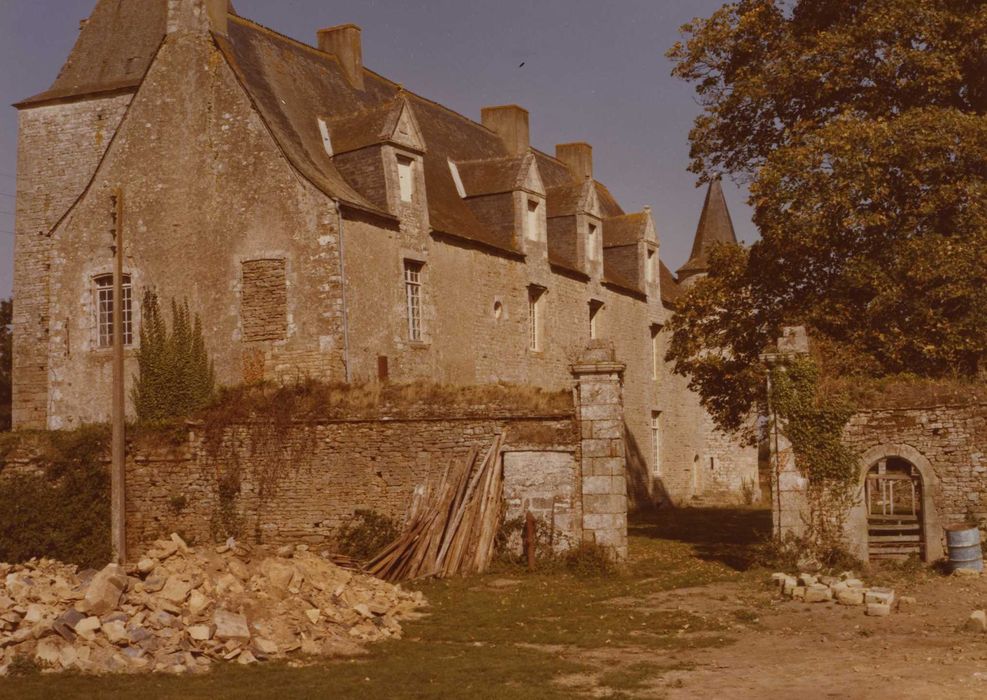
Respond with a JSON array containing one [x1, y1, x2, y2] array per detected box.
[[228, 14, 578, 177]]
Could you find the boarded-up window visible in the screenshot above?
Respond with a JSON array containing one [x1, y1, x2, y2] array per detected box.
[[241, 259, 287, 342]]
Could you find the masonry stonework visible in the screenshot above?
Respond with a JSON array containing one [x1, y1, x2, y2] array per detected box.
[[12, 0, 757, 507]]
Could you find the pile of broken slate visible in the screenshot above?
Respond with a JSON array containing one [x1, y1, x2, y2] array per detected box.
[[0, 534, 426, 675], [771, 571, 913, 616]]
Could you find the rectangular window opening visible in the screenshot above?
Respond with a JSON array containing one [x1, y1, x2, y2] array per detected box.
[[95, 274, 133, 349], [646, 249, 656, 283], [589, 300, 604, 340], [651, 411, 662, 476], [404, 260, 424, 342], [587, 223, 598, 262], [528, 286, 545, 351], [526, 200, 541, 241], [651, 324, 662, 380], [397, 155, 415, 202]]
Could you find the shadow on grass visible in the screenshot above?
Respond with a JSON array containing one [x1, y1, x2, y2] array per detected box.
[[630, 506, 772, 572]]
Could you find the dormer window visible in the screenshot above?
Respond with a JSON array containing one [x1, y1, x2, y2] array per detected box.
[[526, 199, 542, 241], [397, 155, 415, 202], [587, 223, 599, 262]]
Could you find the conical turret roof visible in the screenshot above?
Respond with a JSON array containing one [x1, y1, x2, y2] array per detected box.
[[676, 176, 737, 278]]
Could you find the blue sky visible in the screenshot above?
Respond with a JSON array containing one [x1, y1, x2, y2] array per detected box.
[[0, 0, 755, 299]]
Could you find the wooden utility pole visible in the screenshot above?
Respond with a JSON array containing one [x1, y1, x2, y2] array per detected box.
[[111, 189, 127, 565]]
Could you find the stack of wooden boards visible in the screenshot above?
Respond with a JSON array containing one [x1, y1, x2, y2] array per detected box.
[[367, 434, 505, 582]]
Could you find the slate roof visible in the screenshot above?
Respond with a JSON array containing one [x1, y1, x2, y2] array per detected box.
[[456, 156, 530, 197], [603, 212, 650, 249], [22, 0, 682, 300], [18, 0, 168, 106], [677, 176, 738, 278], [327, 97, 414, 156], [659, 261, 683, 307]]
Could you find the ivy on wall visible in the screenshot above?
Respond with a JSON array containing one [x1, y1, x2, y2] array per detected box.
[[0, 426, 111, 568], [770, 356, 858, 563]]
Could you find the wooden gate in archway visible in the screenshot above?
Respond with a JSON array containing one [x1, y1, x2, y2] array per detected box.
[[865, 457, 923, 560]]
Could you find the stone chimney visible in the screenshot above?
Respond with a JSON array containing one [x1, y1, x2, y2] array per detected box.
[[556, 142, 593, 182], [167, 0, 228, 36], [481, 105, 530, 156], [318, 25, 364, 91]]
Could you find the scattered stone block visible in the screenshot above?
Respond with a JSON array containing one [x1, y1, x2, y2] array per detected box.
[[805, 585, 833, 603], [953, 567, 981, 578], [74, 616, 102, 641], [160, 577, 193, 605], [252, 638, 278, 656], [213, 609, 250, 642], [35, 639, 63, 667], [865, 588, 895, 606], [137, 559, 157, 576], [965, 610, 987, 633], [837, 589, 865, 606], [102, 621, 129, 645], [188, 625, 212, 641], [81, 564, 127, 616], [866, 603, 892, 617], [792, 586, 807, 601], [797, 574, 817, 587]]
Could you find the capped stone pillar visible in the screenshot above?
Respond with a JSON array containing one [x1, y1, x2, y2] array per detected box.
[[571, 340, 628, 560], [761, 326, 811, 542]]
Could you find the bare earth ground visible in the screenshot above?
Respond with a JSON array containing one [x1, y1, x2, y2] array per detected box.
[[555, 574, 987, 699], [3, 507, 986, 699]]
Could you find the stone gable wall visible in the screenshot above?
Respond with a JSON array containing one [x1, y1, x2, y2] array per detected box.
[[12, 94, 134, 429]]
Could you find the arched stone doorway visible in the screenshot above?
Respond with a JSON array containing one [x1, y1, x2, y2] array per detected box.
[[846, 444, 943, 563]]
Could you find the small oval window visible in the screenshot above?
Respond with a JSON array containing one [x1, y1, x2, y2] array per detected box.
[[493, 301, 504, 320]]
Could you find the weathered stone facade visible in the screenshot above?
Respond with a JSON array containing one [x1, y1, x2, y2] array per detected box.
[[841, 403, 987, 562], [11, 0, 757, 506], [1, 405, 585, 558]]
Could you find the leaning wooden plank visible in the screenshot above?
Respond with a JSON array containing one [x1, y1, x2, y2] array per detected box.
[[475, 434, 506, 573], [435, 447, 484, 569]]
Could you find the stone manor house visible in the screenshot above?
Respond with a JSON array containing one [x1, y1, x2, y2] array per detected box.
[[11, 0, 757, 507]]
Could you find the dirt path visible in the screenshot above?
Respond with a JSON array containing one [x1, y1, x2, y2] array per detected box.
[[558, 574, 987, 698]]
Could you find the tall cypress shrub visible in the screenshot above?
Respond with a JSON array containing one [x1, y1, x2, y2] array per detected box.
[[132, 291, 215, 422]]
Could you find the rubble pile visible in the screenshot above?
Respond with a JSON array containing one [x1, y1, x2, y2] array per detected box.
[[0, 534, 425, 675], [771, 572, 914, 616]]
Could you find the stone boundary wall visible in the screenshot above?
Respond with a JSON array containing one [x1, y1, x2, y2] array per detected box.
[[0, 411, 583, 559], [843, 402, 987, 527], [771, 399, 987, 562]]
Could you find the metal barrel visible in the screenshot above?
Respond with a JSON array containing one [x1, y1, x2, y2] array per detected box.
[[946, 525, 984, 573]]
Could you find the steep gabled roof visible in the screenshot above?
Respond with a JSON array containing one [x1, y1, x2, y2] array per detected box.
[[677, 176, 738, 278], [328, 95, 425, 156], [23, 2, 662, 263], [18, 0, 168, 106], [603, 212, 651, 248], [659, 261, 683, 307], [455, 153, 541, 198], [546, 179, 599, 219]]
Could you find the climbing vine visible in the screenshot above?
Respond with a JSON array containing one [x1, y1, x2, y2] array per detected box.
[[770, 357, 858, 564]]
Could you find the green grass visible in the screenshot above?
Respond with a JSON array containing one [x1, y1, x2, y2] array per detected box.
[[0, 506, 770, 700]]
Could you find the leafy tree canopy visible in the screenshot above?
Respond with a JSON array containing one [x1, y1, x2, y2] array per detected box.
[[666, 0, 987, 432]]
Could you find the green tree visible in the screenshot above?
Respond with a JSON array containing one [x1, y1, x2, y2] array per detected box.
[[132, 291, 215, 423], [0, 298, 11, 431], [666, 0, 987, 430]]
